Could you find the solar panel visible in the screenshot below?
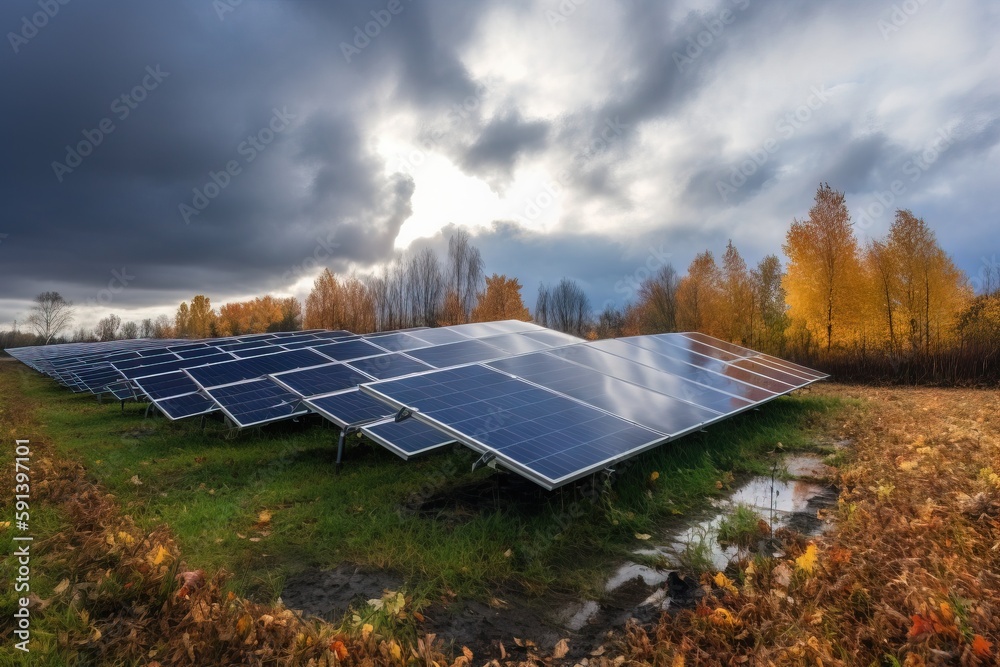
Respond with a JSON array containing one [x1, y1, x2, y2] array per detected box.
[[270, 363, 374, 397], [404, 339, 505, 368], [361, 364, 663, 489], [478, 332, 558, 355], [346, 353, 433, 380], [205, 378, 309, 427], [361, 418, 455, 459], [112, 353, 180, 370], [156, 392, 218, 420], [309, 339, 387, 361], [116, 352, 235, 380], [487, 353, 719, 435], [133, 371, 201, 400], [185, 349, 330, 389], [405, 328, 470, 346], [174, 346, 224, 359], [303, 389, 395, 428], [230, 346, 281, 358], [364, 332, 431, 351]]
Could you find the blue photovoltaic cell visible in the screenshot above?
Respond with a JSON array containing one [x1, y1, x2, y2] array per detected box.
[[217, 340, 276, 352], [206, 379, 308, 427], [589, 339, 775, 403], [267, 334, 319, 344], [174, 346, 224, 359], [346, 353, 433, 380], [278, 340, 325, 350], [230, 346, 281, 358], [304, 389, 394, 427], [133, 371, 201, 400], [311, 330, 355, 339], [157, 392, 218, 420], [547, 344, 753, 415], [138, 348, 172, 357], [362, 364, 663, 488], [310, 339, 387, 361], [185, 349, 329, 389], [487, 353, 719, 435], [106, 381, 136, 400], [168, 343, 212, 353], [117, 352, 235, 380], [112, 353, 179, 370], [361, 418, 454, 459], [270, 363, 373, 397], [404, 339, 504, 368]]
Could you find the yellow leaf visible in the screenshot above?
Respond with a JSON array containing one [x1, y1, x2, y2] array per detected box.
[[130, 474, 143, 486], [710, 607, 737, 627], [0, 521, 11, 531], [672, 653, 686, 667], [650, 471, 660, 482], [553, 638, 570, 659], [361, 623, 373, 641], [635, 533, 652, 540], [389, 640, 402, 661], [117, 531, 136, 546], [91, 627, 102, 641], [713, 572, 738, 594], [258, 510, 272, 524], [106, 533, 115, 546], [795, 544, 818, 575], [150, 545, 169, 566]]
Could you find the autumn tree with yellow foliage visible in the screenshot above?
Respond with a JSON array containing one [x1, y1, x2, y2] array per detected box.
[[175, 295, 216, 338], [471, 274, 530, 323], [303, 269, 376, 333], [782, 184, 866, 353]]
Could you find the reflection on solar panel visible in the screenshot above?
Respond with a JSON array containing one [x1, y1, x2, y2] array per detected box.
[[310, 339, 386, 361], [362, 364, 663, 489], [205, 379, 308, 427], [303, 389, 393, 428], [404, 339, 505, 368], [346, 353, 433, 380], [361, 418, 455, 459]]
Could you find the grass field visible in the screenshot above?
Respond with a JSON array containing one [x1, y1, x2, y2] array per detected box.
[[3, 356, 997, 665]]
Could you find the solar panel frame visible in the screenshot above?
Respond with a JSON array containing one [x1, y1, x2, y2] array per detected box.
[[302, 388, 396, 428], [360, 417, 456, 460], [155, 392, 219, 420], [269, 362, 375, 397], [204, 378, 310, 428]]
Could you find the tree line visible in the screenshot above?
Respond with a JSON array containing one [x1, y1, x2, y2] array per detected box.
[[3, 186, 998, 382]]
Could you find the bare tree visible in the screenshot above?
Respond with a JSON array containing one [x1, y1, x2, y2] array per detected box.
[[25, 291, 75, 344], [139, 318, 154, 338], [151, 314, 174, 338], [407, 248, 444, 327], [447, 230, 484, 323], [95, 314, 122, 341], [121, 320, 140, 339], [637, 264, 679, 333], [536, 278, 591, 336]]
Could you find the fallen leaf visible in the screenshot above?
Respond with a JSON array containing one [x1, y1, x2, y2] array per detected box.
[[672, 653, 686, 667], [149, 545, 169, 566], [795, 544, 818, 575], [258, 510, 272, 524], [361, 623, 373, 641], [713, 572, 738, 594], [650, 471, 660, 482], [908, 614, 934, 638], [503, 548, 513, 558], [972, 634, 993, 658], [635, 533, 652, 540], [553, 638, 570, 659], [388, 640, 401, 661], [329, 639, 348, 661], [130, 474, 142, 486], [462, 646, 474, 661], [772, 563, 792, 588], [0, 521, 11, 531], [53, 579, 70, 595]]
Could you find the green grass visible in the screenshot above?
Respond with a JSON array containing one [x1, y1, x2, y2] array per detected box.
[[8, 363, 845, 607], [717, 504, 765, 548]]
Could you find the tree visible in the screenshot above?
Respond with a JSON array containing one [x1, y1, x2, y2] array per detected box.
[[121, 320, 139, 339], [471, 274, 530, 322], [535, 278, 591, 336], [676, 251, 722, 334], [25, 291, 75, 344], [175, 302, 190, 337], [152, 314, 174, 338], [751, 254, 789, 354], [407, 248, 444, 327], [636, 264, 679, 334], [139, 318, 155, 338], [782, 184, 864, 352], [305, 270, 376, 333], [594, 303, 641, 339], [175, 296, 215, 338], [720, 240, 754, 345], [446, 230, 485, 323], [95, 314, 122, 341]]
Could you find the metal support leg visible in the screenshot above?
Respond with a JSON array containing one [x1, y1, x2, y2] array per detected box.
[[145, 402, 155, 419], [121, 399, 125, 412], [335, 429, 347, 474], [200, 414, 206, 431]]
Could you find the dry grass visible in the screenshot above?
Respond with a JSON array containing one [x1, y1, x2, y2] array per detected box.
[[614, 384, 1000, 666]]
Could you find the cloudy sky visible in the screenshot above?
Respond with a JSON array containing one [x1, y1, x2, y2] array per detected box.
[[1, 0, 998, 331]]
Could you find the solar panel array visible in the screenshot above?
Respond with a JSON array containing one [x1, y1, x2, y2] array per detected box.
[[6, 323, 825, 488]]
